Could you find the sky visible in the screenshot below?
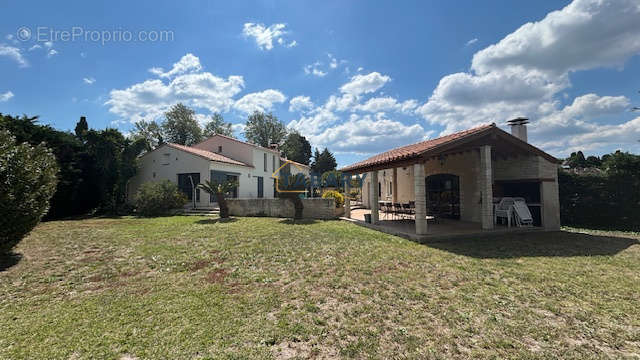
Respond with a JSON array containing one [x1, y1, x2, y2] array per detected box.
[[1, 0, 640, 167]]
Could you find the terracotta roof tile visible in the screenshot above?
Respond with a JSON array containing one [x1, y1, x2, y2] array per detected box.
[[341, 124, 495, 172], [166, 143, 252, 167]]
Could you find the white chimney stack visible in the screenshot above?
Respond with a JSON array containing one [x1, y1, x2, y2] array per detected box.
[[508, 117, 529, 142]]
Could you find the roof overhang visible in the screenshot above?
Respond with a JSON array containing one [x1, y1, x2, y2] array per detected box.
[[342, 126, 559, 174]]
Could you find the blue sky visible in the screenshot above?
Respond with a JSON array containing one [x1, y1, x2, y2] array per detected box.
[[1, 0, 640, 167]]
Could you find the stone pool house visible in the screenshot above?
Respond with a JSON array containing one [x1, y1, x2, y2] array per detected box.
[[340, 119, 561, 236], [127, 134, 310, 208]]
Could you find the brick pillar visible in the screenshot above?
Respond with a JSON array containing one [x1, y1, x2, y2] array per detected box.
[[414, 163, 428, 235], [479, 145, 494, 230], [344, 177, 351, 218], [369, 171, 379, 223]]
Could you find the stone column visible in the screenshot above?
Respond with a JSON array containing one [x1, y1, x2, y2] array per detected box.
[[392, 167, 398, 203], [369, 171, 379, 223], [344, 176, 351, 218], [479, 145, 494, 230], [541, 179, 561, 230], [414, 163, 428, 235]]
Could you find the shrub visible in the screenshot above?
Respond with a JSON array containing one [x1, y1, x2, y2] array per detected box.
[[0, 130, 59, 254], [135, 180, 187, 217], [322, 190, 344, 208]]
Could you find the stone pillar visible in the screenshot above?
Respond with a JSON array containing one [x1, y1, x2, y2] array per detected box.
[[344, 176, 351, 218], [369, 171, 379, 223], [392, 167, 398, 203], [414, 163, 428, 235], [541, 179, 561, 230], [479, 145, 494, 230]]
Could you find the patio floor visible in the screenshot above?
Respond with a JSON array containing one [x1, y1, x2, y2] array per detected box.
[[344, 208, 543, 241]]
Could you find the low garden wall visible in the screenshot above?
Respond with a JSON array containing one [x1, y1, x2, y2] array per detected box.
[[226, 198, 339, 219]]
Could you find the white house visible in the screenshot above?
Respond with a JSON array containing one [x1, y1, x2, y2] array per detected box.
[[127, 134, 310, 208]]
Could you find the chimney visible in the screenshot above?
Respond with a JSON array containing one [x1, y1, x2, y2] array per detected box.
[[269, 143, 279, 152], [507, 117, 529, 142]]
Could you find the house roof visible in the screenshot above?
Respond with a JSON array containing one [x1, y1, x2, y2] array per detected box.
[[280, 157, 311, 169], [341, 123, 559, 173], [195, 134, 281, 154], [164, 143, 252, 167]]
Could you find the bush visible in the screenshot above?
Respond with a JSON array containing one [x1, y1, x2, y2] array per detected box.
[[559, 170, 640, 231], [0, 130, 59, 254], [322, 190, 344, 208], [135, 180, 187, 217]]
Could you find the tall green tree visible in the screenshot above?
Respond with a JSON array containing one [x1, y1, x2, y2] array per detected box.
[[0, 129, 58, 254], [203, 113, 234, 138], [244, 111, 287, 147], [1, 114, 145, 218], [311, 147, 337, 175], [281, 131, 312, 165], [132, 120, 164, 151], [162, 103, 202, 146], [74, 116, 88, 138]]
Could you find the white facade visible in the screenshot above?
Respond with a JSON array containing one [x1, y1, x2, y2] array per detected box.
[[127, 135, 300, 207]]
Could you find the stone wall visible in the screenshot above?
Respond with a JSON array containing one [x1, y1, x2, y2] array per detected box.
[[226, 198, 337, 219]]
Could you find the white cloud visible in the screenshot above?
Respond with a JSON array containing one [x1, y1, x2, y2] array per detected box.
[[242, 23, 295, 50], [354, 97, 420, 114], [0, 91, 14, 102], [340, 72, 391, 95], [233, 89, 287, 114], [43, 41, 53, 48], [287, 72, 426, 155], [416, 0, 640, 154], [47, 49, 58, 58], [289, 95, 315, 113], [304, 54, 347, 77], [466, 38, 478, 46], [0, 44, 28, 67], [304, 62, 327, 77], [28, 44, 41, 51], [147, 53, 202, 78], [472, 0, 640, 77], [106, 55, 246, 123], [302, 113, 429, 155], [83, 77, 96, 85]]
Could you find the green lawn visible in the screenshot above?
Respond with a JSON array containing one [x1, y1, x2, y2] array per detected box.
[[1, 216, 639, 359]]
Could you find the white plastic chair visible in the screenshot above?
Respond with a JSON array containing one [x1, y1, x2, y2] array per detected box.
[[512, 198, 533, 227], [494, 197, 515, 227]]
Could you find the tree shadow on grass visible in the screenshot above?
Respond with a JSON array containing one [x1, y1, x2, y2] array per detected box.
[[196, 217, 237, 225], [426, 231, 639, 259], [0, 252, 22, 272], [279, 218, 319, 225]]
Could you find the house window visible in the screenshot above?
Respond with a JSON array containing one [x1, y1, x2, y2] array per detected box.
[[378, 182, 382, 197], [161, 153, 170, 165], [272, 155, 275, 172], [388, 181, 392, 195], [211, 170, 239, 200], [177, 173, 200, 201], [152, 172, 156, 178], [218, 145, 222, 153], [264, 153, 267, 172]]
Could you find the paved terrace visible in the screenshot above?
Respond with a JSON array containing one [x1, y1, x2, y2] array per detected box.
[[343, 208, 542, 242]]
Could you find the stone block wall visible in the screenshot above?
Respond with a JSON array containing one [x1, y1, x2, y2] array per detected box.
[[226, 198, 337, 219]]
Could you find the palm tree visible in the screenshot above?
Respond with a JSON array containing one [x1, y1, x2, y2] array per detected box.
[[278, 173, 309, 220], [197, 179, 238, 218]]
